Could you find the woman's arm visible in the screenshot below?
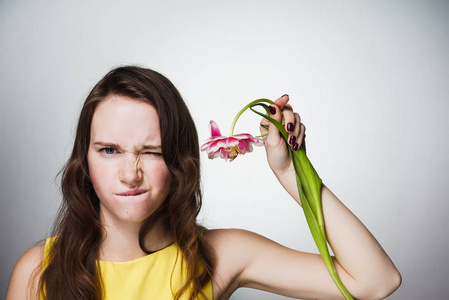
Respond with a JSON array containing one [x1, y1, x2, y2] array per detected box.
[[6, 245, 43, 300], [266, 95, 401, 297], [206, 95, 401, 300]]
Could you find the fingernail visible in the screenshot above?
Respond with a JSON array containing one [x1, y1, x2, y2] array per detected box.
[[287, 122, 294, 132], [281, 94, 289, 98], [269, 105, 276, 115], [292, 143, 299, 151], [289, 135, 296, 145]]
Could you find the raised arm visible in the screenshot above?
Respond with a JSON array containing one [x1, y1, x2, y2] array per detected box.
[[206, 95, 401, 300]]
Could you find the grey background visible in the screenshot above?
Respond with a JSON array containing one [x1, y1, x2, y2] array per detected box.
[[1, 1, 448, 299]]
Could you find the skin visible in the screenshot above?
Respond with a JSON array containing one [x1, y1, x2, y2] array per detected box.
[[87, 96, 172, 261], [6, 95, 401, 300]]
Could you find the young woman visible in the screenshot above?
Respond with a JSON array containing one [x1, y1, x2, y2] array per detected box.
[[6, 66, 401, 300]]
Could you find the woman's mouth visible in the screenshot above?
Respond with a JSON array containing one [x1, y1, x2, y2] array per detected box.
[[116, 189, 148, 196]]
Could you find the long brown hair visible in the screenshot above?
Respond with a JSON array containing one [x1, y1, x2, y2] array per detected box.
[[39, 66, 215, 299]]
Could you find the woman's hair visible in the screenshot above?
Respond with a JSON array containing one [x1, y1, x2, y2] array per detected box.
[[39, 66, 215, 299]]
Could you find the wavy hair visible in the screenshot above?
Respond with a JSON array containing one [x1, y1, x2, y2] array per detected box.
[[39, 66, 215, 299]]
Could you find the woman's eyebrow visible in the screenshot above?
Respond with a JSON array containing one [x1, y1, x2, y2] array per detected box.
[[92, 141, 161, 152], [92, 142, 122, 150], [141, 144, 162, 151]]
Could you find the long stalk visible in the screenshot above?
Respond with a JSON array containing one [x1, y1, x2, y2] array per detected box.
[[231, 99, 353, 299]]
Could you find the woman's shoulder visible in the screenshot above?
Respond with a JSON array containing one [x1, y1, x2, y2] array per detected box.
[[204, 228, 275, 248], [203, 228, 286, 298], [6, 244, 44, 299], [203, 228, 268, 266], [10, 244, 45, 280], [204, 228, 245, 249], [203, 228, 287, 268]]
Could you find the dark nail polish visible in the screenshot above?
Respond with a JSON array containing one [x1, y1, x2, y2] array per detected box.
[[281, 94, 289, 98], [292, 143, 299, 151], [269, 105, 276, 115], [289, 135, 296, 145], [287, 122, 294, 132]]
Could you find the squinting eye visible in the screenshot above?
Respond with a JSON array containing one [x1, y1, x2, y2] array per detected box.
[[145, 152, 163, 157], [101, 148, 116, 155]]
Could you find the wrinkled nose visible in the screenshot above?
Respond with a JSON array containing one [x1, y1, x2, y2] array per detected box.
[[119, 154, 142, 187]]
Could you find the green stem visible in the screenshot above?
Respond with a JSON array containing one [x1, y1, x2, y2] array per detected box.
[[229, 98, 274, 136], [291, 149, 353, 299], [230, 98, 354, 300]]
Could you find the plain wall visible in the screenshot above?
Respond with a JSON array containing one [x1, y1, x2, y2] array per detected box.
[[1, 1, 448, 299]]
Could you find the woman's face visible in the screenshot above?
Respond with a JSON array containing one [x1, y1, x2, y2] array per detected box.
[[87, 95, 171, 226]]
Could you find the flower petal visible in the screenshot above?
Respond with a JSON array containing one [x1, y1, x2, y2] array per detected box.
[[238, 140, 248, 154], [232, 133, 255, 139], [209, 120, 222, 137], [217, 138, 239, 149], [201, 126, 263, 161]]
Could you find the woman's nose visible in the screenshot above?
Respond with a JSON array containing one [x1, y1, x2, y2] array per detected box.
[[119, 154, 142, 186]]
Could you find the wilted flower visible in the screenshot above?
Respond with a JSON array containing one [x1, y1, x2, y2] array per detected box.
[[200, 120, 263, 161]]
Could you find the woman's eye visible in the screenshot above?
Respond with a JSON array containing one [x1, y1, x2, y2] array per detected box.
[[145, 152, 162, 157], [101, 148, 116, 155]]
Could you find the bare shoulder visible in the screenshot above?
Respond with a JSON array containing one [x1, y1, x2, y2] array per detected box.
[[203, 228, 284, 274], [203, 228, 287, 299], [204, 228, 275, 249], [6, 244, 44, 300], [203, 228, 252, 274], [204, 228, 271, 262]]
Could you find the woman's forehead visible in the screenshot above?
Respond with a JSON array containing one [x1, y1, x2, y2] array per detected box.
[[90, 96, 161, 144]]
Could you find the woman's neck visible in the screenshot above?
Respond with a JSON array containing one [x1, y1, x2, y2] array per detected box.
[[98, 219, 172, 262]]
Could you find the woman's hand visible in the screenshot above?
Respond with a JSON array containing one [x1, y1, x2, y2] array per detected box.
[[260, 94, 305, 204]]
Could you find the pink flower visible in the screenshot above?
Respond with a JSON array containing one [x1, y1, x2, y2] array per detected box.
[[201, 120, 263, 161]]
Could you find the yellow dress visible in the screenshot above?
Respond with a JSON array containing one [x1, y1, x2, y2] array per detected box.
[[42, 237, 213, 299]]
